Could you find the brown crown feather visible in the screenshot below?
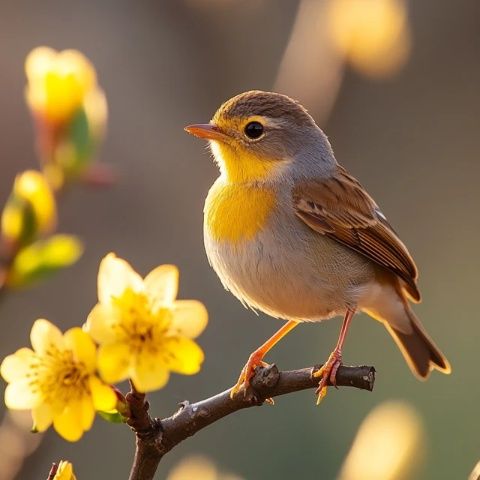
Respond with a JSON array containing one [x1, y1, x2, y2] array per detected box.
[[215, 90, 315, 127]]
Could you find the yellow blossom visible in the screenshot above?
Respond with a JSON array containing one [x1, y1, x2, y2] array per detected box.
[[53, 461, 77, 480], [1, 170, 56, 245], [84, 253, 208, 392], [0, 319, 116, 442], [25, 47, 97, 123]]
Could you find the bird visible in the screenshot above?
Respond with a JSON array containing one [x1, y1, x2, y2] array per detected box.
[[185, 90, 451, 403]]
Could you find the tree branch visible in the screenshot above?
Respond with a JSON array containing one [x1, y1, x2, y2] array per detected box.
[[46, 463, 58, 480], [127, 364, 375, 480]]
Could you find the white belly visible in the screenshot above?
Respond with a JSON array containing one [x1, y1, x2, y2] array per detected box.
[[204, 206, 374, 322]]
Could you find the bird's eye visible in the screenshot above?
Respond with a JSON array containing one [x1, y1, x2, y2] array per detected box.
[[244, 121, 264, 139]]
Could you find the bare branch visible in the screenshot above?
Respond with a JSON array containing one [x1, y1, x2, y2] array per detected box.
[[46, 463, 58, 480], [127, 364, 375, 480]]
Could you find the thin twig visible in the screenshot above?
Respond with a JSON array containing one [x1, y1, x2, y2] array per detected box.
[[46, 463, 58, 480], [127, 364, 375, 480]]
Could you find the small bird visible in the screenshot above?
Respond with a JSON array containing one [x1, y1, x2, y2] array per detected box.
[[185, 90, 450, 402]]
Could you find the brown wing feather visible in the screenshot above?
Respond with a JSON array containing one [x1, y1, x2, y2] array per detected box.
[[293, 166, 421, 302]]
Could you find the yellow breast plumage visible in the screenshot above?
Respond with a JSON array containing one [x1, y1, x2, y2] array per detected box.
[[204, 178, 275, 243]]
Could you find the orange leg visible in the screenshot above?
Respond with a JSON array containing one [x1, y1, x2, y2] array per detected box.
[[314, 308, 355, 404], [230, 320, 298, 398]]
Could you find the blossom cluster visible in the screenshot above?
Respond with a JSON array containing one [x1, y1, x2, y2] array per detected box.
[[1, 47, 110, 290], [1, 254, 207, 441]]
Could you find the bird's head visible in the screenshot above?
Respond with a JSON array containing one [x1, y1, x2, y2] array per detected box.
[[185, 90, 335, 183]]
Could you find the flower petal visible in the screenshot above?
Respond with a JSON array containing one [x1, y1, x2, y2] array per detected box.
[[56, 461, 75, 480], [30, 319, 64, 354], [32, 403, 53, 431], [25, 47, 56, 83], [5, 380, 41, 409], [162, 337, 204, 375], [84, 303, 117, 344], [131, 351, 170, 393], [80, 395, 95, 430], [97, 342, 131, 384], [169, 300, 208, 339], [88, 376, 117, 411], [98, 253, 143, 304], [64, 328, 96, 372], [144, 264, 179, 307], [53, 401, 85, 442], [1, 348, 35, 382]]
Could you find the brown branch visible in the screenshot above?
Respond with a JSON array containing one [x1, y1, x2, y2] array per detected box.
[[126, 364, 375, 480], [46, 463, 58, 480]]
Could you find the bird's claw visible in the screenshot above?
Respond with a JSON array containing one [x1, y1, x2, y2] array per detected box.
[[313, 350, 343, 404], [230, 355, 269, 399]]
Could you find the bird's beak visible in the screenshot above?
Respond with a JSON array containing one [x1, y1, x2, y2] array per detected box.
[[184, 123, 229, 142]]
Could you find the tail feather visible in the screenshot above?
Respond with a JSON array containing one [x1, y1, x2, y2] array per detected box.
[[386, 305, 451, 379]]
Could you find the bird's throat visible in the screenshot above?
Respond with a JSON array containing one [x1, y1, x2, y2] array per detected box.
[[210, 141, 277, 183]]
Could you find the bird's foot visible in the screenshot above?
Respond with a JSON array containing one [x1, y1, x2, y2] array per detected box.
[[313, 349, 343, 404], [230, 351, 269, 399]]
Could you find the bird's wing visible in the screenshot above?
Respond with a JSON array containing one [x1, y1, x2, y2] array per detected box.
[[293, 166, 421, 302]]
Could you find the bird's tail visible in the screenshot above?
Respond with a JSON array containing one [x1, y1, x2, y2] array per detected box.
[[384, 300, 451, 379]]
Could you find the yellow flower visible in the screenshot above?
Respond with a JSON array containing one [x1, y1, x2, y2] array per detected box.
[[1, 170, 56, 246], [25, 47, 97, 123], [0, 319, 116, 442], [84, 253, 208, 392], [53, 461, 77, 480]]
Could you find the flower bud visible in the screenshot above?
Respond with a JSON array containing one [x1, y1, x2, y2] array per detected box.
[[25, 47, 96, 124], [25, 47, 108, 187], [52, 461, 77, 480], [1, 170, 56, 247]]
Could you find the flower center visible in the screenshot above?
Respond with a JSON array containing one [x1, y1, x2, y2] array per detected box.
[[29, 345, 89, 408], [112, 289, 172, 353]]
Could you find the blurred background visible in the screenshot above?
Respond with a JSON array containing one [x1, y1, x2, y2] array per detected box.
[[0, 0, 479, 478]]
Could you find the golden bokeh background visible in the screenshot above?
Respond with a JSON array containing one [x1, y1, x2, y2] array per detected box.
[[0, 1, 479, 478]]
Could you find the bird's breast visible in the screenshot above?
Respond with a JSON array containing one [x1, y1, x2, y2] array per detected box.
[[204, 178, 276, 243], [203, 181, 374, 321]]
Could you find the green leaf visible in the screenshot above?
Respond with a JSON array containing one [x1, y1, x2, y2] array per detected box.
[[97, 410, 126, 424], [65, 107, 94, 176], [7, 234, 84, 287]]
